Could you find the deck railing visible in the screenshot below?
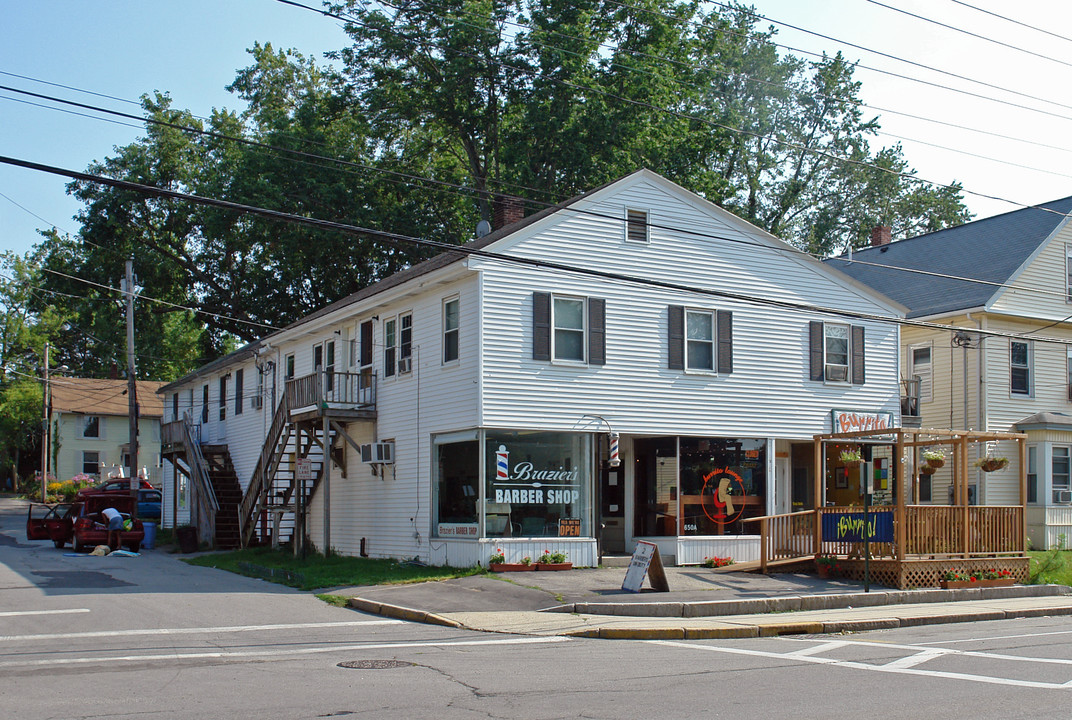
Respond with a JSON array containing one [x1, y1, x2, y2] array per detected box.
[[285, 371, 376, 411], [754, 510, 815, 571]]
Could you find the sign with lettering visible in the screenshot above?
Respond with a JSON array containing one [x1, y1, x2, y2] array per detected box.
[[830, 410, 895, 437], [437, 523, 478, 538], [821, 510, 894, 543], [622, 541, 670, 593], [558, 518, 581, 537], [296, 458, 313, 482], [491, 444, 581, 505]]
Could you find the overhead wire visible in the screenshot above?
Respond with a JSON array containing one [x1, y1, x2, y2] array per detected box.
[[6, 152, 1072, 350], [949, 0, 1072, 46]]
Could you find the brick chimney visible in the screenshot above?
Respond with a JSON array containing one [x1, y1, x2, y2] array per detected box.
[[870, 225, 892, 247], [492, 195, 525, 230]]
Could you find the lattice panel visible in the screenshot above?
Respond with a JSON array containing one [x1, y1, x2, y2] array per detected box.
[[835, 557, 1030, 589]]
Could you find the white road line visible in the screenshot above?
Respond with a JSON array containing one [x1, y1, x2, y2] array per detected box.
[[917, 629, 1072, 645], [785, 641, 850, 657], [880, 649, 951, 670], [0, 635, 570, 669], [651, 640, 1072, 690], [0, 609, 90, 618], [0, 620, 402, 642], [780, 636, 1072, 667]]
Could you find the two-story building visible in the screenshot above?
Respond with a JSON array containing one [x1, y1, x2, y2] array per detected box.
[[159, 170, 904, 566], [829, 201, 1072, 550], [49, 377, 166, 486]]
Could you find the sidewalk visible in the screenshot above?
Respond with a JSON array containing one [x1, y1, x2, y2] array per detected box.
[[334, 566, 1072, 639]]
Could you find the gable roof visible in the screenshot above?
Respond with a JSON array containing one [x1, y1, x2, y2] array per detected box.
[[826, 197, 1072, 318], [52, 378, 167, 418]]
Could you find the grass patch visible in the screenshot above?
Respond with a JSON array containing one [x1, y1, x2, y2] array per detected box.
[[316, 594, 349, 607], [1028, 548, 1072, 586], [183, 546, 481, 591]]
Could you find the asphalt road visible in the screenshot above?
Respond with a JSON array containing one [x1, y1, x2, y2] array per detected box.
[[4, 499, 1072, 719]]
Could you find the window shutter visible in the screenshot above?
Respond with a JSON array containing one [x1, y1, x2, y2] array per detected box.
[[717, 310, 733, 374], [851, 325, 866, 385], [588, 298, 606, 366], [360, 321, 373, 367], [668, 305, 684, 370], [532, 292, 551, 361], [809, 321, 825, 381]]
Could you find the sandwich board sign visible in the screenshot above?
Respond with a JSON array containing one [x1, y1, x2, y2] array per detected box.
[[622, 540, 670, 593]]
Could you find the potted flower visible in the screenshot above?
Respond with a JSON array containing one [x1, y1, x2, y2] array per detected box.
[[975, 455, 1008, 473], [839, 449, 863, 466], [534, 550, 571, 570], [815, 555, 839, 579], [940, 568, 1015, 589], [921, 449, 945, 469], [702, 555, 734, 568], [488, 549, 536, 572]]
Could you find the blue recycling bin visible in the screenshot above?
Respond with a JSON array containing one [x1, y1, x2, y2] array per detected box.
[[142, 522, 157, 550]]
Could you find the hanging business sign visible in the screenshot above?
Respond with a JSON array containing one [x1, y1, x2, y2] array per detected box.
[[821, 510, 894, 543], [830, 409, 895, 435], [700, 469, 746, 526]]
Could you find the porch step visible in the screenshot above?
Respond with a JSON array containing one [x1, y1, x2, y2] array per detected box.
[[600, 555, 634, 567]]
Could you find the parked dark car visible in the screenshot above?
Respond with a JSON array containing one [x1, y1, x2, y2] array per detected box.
[[138, 489, 162, 521], [75, 478, 154, 500]]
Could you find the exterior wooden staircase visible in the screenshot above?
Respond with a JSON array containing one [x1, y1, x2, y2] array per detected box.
[[201, 446, 243, 550]]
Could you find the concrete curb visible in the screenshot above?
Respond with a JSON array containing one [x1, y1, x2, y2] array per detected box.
[[347, 597, 463, 628], [550, 584, 1071, 618]]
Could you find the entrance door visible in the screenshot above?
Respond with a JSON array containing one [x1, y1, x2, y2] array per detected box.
[[600, 463, 625, 554], [775, 456, 790, 515]]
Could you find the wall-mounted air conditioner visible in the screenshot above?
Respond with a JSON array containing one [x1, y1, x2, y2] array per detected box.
[[360, 441, 395, 464], [397, 357, 412, 374], [251, 395, 264, 410], [1056, 489, 1072, 504]]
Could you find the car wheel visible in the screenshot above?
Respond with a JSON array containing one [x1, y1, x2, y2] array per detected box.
[[53, 538, 65, 549], [126, 542, 140, 553], [72, 536, 83, 552]]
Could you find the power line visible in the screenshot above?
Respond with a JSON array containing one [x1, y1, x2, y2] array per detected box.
[[5, 152, 1072, 349], [949, 0, 1072, 45]]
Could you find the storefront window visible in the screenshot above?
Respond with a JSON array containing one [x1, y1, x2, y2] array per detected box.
[[679, 437, 766, 535], [485, 430, 590, 538], [434, 438, 479, 538]]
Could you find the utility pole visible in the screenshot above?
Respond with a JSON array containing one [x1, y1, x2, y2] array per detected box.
[[40, 342, 49, 504], [124, 258, 139, 515]]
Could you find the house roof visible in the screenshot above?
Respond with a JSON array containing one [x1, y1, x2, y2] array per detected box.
[[1015, 412, 1072, 432], [825, 197, 1072, 318], [52, 378, 167, 418], [159, 171, 638, 393]]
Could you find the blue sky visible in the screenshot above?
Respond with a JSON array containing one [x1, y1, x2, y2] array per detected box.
[[3, 0, 1072, 261]]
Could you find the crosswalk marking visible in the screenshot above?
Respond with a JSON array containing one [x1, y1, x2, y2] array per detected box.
[[0, 609, 90, 618]]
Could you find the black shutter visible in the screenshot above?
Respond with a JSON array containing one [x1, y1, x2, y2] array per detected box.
[[716, 310, 733, 374], [851, 325, 866, 385], [668, 305, 684, 370], [809, 321, 825, 382], [588, 298, 606, 366], [360, 321, 373, 367], [533, 292, 551, 361]]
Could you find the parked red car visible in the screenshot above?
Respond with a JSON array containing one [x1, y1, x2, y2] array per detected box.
[[33, 495, 145, 552], [75, 478, 154, 500]]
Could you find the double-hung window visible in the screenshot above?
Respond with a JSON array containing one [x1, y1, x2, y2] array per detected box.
[[1011, 340, 1031, 395], [686, 310, 714, 371], [219, 375, 227, 421], [1053, 447, 1070, 503], [82, 450, 100, 476], [910, 344, 932, 402], [399, 314, 412, 373], [553, 297, 586, 362], [809, 321, 865, 384], [201, 384, 209, 424], [824, 324, 850, 382], [443, 297, 459, 363], [284, 354, 295, 381], [1027, 445, 1038, 504], [235, 368, 244, 415], [384, 319, 396, 378], [82, 415, 101, 439]]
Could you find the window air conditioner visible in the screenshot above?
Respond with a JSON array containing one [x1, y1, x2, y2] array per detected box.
[[360, 441, 395, 464], [1056, 490, 1072, 504], [397, 356, 412, 374], [251, 395, 263, 410]]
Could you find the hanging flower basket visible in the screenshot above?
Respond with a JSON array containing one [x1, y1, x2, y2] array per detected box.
[[839, 449, 863, 466], [975, 457, 1008, 473], [919, 465, 938, 476], [921, 450, 945, 468]]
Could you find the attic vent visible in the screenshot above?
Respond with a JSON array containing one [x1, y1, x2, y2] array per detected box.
[[626, 209, 649, 243]]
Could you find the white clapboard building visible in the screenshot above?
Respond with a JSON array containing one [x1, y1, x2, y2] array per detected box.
[[159, 170, 904, 566]]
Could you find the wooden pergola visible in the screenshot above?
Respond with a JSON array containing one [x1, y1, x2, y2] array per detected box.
[[757, 427, 1029, 588]]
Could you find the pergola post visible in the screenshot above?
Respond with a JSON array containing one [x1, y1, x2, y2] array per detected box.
[[895, 430, 906, 562], [1019, 437, 1028, 553], [959, 435, 970, 558], [813, 436, 823, 557]]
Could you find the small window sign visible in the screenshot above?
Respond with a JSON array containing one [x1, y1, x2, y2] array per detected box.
[[558, 518, 581, 537]]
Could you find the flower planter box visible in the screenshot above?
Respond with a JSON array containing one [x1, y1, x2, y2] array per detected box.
[[535, 562, 573, 571], [489, 563, 535, 572], [940, 578, 1014, 589]]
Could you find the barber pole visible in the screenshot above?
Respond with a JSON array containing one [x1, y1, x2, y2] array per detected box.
[[496, 445, 509, 481], [608, 432, 620, 468]]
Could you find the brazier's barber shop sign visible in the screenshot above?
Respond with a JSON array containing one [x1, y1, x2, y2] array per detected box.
[[821, 510, 894, 543], [491, 445, 580, 504]]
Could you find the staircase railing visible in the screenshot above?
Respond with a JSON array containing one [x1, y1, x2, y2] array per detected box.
[[182, 410, 218, 546], [239, 389, 291, 547]]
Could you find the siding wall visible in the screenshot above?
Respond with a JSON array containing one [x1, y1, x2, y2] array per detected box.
[[52, 413, 162, 485]]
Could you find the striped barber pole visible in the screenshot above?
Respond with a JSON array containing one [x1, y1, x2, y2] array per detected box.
[[609, 432, 620, 467], [495, 445, 509, 481]]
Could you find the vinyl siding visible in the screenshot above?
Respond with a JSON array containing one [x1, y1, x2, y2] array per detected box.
[[990, 220, 1072, 321]]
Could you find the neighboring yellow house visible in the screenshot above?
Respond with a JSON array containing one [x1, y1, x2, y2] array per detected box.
[[49, 378, 167, 485], [830, 201, 1072, 550]]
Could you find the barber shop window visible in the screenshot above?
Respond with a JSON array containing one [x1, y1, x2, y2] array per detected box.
[[484, 430, 591, 538], [433, 436, 479, 538], [678, 437, 767, 536]]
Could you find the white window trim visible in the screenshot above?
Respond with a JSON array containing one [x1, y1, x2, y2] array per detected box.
[[684, 308, 716, 374], [1010, 339, 1032, 397], [82, 450, 101, 476], [824, 322, 851, 384], [1053, 445, 1071, 504], [442, 296, 460, 365], [551, 294, 587, 365], [909, 342, 933, 403], [624, 208, 650, 244], [384, 317, 397, 378], [80, 415, 103, 440], [284, 353, 295, 380], [1066, 243, 1072, 304]]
